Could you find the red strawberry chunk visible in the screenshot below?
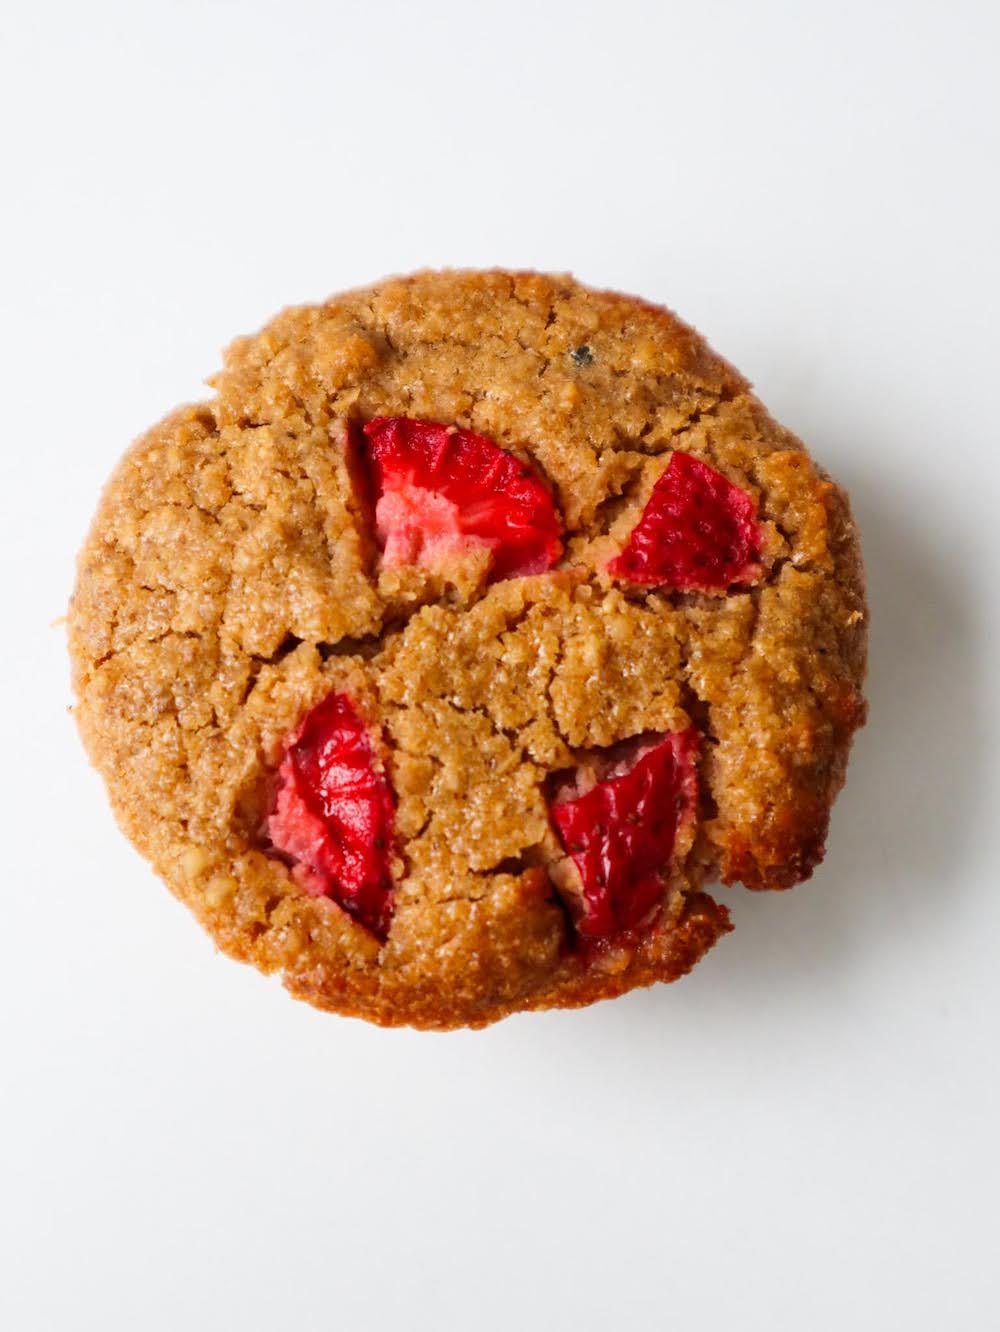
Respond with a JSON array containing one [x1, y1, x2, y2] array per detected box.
[[550, 729, 699, 939], [363, 417, 562, 581], [267, 692, 395, 940], [608, 451, 762, 589]]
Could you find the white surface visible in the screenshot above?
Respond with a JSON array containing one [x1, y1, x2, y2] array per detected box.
[[3, 2, 999, 1328]]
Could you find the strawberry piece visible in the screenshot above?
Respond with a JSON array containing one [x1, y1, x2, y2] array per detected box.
[[362, 417, 561, 581], [267, 692, 395, 940], [550, 730, 699, 939], [608, 451, 762, 589]]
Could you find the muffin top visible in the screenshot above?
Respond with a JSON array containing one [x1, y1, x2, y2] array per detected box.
[[69, 269, 867, 1028]]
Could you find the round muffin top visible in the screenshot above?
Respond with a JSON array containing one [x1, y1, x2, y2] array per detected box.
[[69, 269, 867, 1029]]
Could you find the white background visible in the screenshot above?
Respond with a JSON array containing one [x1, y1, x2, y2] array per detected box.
[[3, 2, 999, 1328]]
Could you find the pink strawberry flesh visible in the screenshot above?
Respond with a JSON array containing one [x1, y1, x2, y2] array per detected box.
[[362, 416, 562, 581], [267, 692, 395, 940], [550, 729, 699, 939], [608, 451, 762, 589]]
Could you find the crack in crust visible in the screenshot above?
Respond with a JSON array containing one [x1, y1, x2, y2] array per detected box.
[[68, 269, 867, 1029]]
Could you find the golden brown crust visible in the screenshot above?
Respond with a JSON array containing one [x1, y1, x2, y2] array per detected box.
[[68, 269, 867, 1028]]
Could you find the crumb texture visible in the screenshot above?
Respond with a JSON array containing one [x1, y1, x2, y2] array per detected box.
[[69, 270, 867, 1028]]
